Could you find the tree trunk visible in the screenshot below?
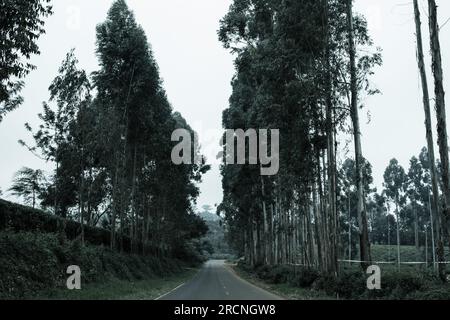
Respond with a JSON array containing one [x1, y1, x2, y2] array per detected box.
[[261, 176, 269, 265], [428, 0, 448, 281], [414, 205, 419, 251], [347, 0, 371, 269], [428, 191, 437, 268], [414, 0, 445, 279], [348, 195, 352, 264], [110, 157, 119, 250], [324, 0, 338, 276], [395, 201, 401, 271], [79, 149, 85, 247]]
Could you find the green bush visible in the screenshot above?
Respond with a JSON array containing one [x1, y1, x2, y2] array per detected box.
[[0, 231, 188, 299], [362, 270, 426, 300], [0, 199, 157, 255], [267, 265, 292, 284], [289, 268, 319, 288], [335, 271, 366, 299], [312, 272, 338, 296], [408, 287, 450, 300], [237, 260, 253, 273], [0, 232, 61, 298], [254, 264, 269, 279]]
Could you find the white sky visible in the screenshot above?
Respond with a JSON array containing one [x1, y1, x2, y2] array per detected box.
[[0, 0, 449, 210]]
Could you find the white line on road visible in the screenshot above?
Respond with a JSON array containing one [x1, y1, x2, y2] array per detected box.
[[154, 283, 186, 300]]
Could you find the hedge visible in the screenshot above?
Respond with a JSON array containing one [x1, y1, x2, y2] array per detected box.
[[0, 199, 156, 255], [0, 231, 185, 299]]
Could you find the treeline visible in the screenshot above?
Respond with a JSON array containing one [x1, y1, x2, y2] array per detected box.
[[3, 0, 210, 257], [344, 148, 445, 263], [218, 0, 450, 281]]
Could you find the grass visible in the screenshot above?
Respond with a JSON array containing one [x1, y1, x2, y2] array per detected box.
[[35, 268, 198, 300], [340, 245, 450, 274], [228, 263, 334, 300], [230, 245, 450, 300], [371, 244, 449, 262]]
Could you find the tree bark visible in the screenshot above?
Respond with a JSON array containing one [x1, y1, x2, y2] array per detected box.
[[347, 0, 371, 269], [414, 0, 443, 271], [428, 0, 449, 281], [325, 0, 338, 274], [395, 201, 401, 271]]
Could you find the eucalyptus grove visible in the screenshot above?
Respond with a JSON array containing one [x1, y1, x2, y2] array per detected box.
[[18, 0, 209, 255], [218, 0, 381, 274]]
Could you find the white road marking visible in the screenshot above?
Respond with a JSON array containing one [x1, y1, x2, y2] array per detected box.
[[154, 283, 186, 300]]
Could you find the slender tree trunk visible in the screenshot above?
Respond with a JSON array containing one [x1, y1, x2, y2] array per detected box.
[[312, 187, 323, 271], [111, 157, 119, 250], [387, 209, 391, 259], [79, 148, 85, 246], [428, 191, 436, 267], [347, 0, 371, 269], [324, 0, 338, 276], [32, 188, 35, 209], [260, 176, 269, 265], [425, 224, 429, 265], [395, 200, 401, 271], [348, 194, 352, 264], [414, 204, 419, 258], [130, 145, 138, 253], [428, 0, 449, 281], [414, 0, 445, 279]]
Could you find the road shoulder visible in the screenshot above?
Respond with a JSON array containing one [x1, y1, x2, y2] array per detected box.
[[227, 263, 334, 300]]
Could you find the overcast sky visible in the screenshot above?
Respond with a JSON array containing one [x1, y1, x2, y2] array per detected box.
[[1, 0, 450, 211]]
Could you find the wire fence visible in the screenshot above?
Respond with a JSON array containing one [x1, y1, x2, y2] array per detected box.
[[338, 259, 450, 265]]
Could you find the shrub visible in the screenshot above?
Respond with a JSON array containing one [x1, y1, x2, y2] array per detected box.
[[289, 268, 319, 288], [335, 271, 366, 299], [408, 287, 450, 300], [0, 199, 157, 255], [0, 231, 189, 299], [268, 265, 292, 284], [236, 260, 253, 273], [363, 270, 426, 300], [0, 232, 61, 298], [312, 272, 338, 296], [255, 264, 272, 280]]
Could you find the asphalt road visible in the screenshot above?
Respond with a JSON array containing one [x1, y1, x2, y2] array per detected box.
[[158, 260, 282, 300]]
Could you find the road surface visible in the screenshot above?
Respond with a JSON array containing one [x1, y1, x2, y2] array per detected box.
[[158, 260, 282, 300]]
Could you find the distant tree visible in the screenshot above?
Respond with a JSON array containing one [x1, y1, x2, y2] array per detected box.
[[406, 156, 424, 250], [0, 0, 53, 121], [8, 167, 46, 208], [202, 205, 213, 213], [383, 159, 407, 269], [339, 158, 376, 258]]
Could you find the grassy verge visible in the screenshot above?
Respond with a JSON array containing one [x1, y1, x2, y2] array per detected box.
[[230, 254, 450, 300], [36, 268, 198, 300], [0, 231, 203, 299], [229, 263, 334, 300]]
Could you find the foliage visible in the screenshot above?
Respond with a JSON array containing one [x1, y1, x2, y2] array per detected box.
[[218, 0, 381, 271], [0, 0, 53, 121], [18, 0, 210, 256], [8, 167, 46, 208], [0, 230, 191, 299]]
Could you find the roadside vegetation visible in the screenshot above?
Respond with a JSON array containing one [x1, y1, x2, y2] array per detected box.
[[233, 244, 450, 300], [0, 200, 205, 299]]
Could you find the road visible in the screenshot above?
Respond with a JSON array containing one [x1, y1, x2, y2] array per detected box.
[[158, 260, 282, 300]]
